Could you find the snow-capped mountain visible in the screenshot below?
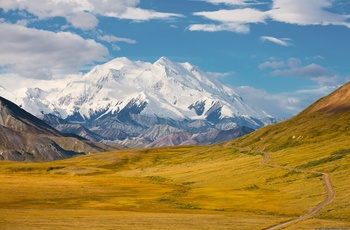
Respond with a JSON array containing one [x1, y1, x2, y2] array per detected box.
[[1, 57, 279, 147], [51, 56, 269, 121]]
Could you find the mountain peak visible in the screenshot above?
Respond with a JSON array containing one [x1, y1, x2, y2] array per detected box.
[[153, 56, 181, 70], [153, 56, 189, 78], [154, 56, 173, 65], [101, 57, 135, 70]]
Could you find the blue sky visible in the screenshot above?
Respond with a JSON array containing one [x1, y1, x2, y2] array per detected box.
[[0, 0, 349, 117]]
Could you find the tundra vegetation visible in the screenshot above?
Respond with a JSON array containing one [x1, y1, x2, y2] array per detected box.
[[0, 132, 349, 229]]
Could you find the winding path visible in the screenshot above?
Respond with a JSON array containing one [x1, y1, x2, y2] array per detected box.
[[261, 152, 336, 230]]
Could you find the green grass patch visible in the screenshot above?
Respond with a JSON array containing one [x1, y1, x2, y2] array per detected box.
[[6, 166, 40, 173], [240, 150, 261, 156], [297, 154, 345, 169], [181, 181, 195, 186], [177, 203, 201, 210], [307, 173, 323, 179], [244, 184, 260, 190], [332, 148, 350, 156], [147, 176, 168, 183], [46, 166, 65, 172], [283, 170, 302, 177], [270, 141, 301, 152], [297, 148, 350, 169]]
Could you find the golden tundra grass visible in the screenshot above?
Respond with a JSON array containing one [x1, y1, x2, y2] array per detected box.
[[229, 111, 350, 229], [1, 139, 348, 229]]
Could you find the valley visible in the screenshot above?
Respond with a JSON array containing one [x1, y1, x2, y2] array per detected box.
[[1, 83, 350, 229], [0, 143, 349, 229]]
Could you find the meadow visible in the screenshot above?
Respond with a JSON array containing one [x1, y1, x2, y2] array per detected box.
[[1, 137, 349, 229]]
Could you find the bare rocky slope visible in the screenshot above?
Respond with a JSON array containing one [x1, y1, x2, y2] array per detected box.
[[0, 97, 122, 161]]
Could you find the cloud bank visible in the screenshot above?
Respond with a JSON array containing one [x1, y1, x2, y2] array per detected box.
[[260, 57, 341, 86], [269, 0, 350, 27], [0, 23, 108, 78], [0, 0, 183, 79], [235, 85, 338, 118], [0, 0, 183, 30], [191, 0, 350, 33], [189, 8, 267, 33]]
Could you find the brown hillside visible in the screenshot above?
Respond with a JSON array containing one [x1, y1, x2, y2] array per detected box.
[[0, 96, 122, 161], [303, 81, 350, 115]]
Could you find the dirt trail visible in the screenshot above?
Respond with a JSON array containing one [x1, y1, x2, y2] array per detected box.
[[261, 152, 336, 230]]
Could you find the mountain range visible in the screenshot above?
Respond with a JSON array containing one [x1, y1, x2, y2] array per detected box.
[[0, 57, 278, 147]]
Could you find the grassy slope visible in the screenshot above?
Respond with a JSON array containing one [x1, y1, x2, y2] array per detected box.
[[0, 143, 333, 229], [228, 109, 350, 229]]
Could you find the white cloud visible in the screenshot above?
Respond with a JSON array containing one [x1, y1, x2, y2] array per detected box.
[[190, 8, 266, 33], [202, 0, 249, 5], [203, 0, 267, 6], [306, 55, 325, 60], [287, 58, 302, 68], [0, 0, 182, 30], [194, 8, 267, 23], [259, 57, 343, 87], [0, 23, 108, 79], [98, 35, 136, 44], [207, 71, 235, 78], [235, 86, 301, 118], [68, 11, 99, 30], [296, 85, 339, 95], [272, 63, 329, 78], [190, 0, 350, 33], [310, 75, 340, 86], [0, 0, 97, 30], [188, 22, 250, 33], [288, 85, 339, 110], [258, 61, 285, 69], [0, 73, 83, 92], [260, 36, 293, 46], [106, 7, 182, 21], [266, 58, 341, 86], [268, 0, 350, 28], [235, 85, 338, 118]]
